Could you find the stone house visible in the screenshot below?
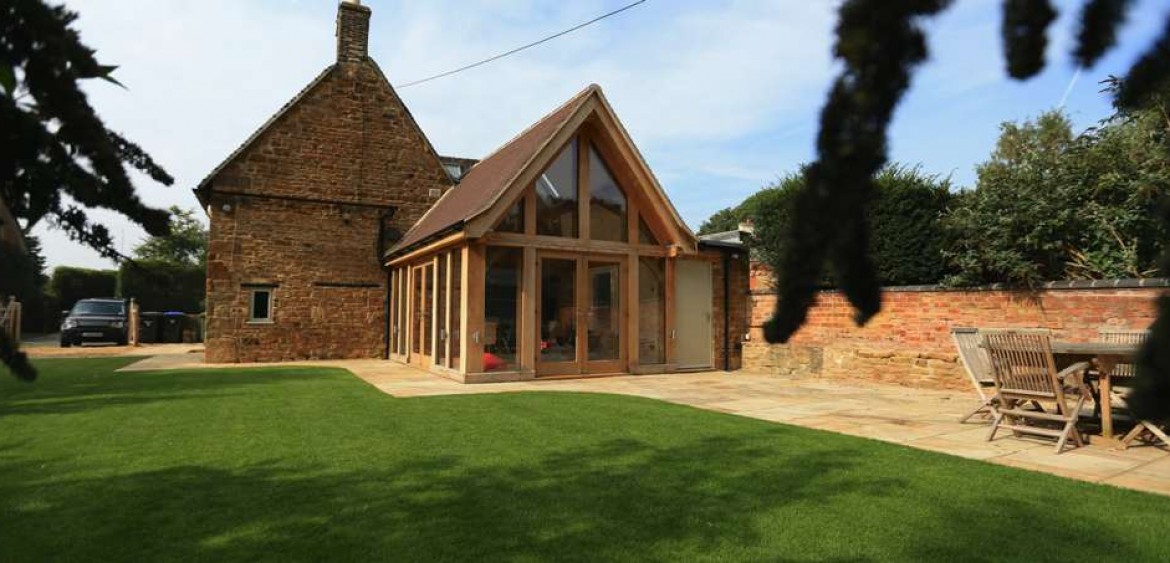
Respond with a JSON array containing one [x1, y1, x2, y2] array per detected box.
[[197, 1, 748, 380]]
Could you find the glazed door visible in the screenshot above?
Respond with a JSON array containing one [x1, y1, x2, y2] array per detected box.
[[536, 256, 579, 376], [409, 263, 435, 368], [535, 254, 625, 376], [583, 259, 624, 374]]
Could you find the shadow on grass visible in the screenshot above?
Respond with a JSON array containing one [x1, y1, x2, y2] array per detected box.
[[3, 432, 1162, 561], [3, 360, 1167, 561], [0, 435, 903, 561]]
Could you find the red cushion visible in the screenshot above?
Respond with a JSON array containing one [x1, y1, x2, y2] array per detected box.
[[483, 352, 506, 371]]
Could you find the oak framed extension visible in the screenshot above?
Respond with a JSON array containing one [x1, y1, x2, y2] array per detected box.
[[385, 85, 740, 383]]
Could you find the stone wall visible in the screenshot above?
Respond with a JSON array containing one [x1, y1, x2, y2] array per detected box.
[[204, 59, 450, 363], [744, 263, 1166, 389]]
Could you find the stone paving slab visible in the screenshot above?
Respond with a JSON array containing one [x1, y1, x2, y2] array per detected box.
[[117, 354, 1170, 496]]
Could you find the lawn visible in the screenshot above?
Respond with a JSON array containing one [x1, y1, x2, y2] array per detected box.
[[2, 359, 1170, 562]]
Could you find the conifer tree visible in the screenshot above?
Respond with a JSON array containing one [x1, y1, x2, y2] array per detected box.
[[1, 0, 174, 380]]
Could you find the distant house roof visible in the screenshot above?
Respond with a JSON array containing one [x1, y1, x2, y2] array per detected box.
[[438, 155, 478, 182], [698, 229, 746, 250], [390, 85, 596, 254]]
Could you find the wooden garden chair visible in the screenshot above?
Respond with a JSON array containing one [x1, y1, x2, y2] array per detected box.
[[951, 327, 997, 423], [982, 330, 1093, 454], [1098, 329, 1169, 450], [953, 327, 1052, 423]]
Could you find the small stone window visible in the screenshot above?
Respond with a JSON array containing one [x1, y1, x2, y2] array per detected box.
[[248, 288, 274, 324]]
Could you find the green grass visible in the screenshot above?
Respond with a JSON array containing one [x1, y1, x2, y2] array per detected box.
[[2, 359, 1170, 562]]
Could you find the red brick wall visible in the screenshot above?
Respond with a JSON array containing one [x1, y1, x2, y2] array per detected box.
[[204, 61, 450, 363], [744, 263, 1165, 389]]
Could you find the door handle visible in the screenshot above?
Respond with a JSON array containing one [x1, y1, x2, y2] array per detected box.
[[670, 329, 677, 340]]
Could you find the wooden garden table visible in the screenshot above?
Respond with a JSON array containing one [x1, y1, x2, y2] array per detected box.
[[1050, 341, 1141, 440]]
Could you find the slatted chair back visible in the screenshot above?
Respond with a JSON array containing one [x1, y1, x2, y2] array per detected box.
[[1098, 328, 1149, 378], [951, 327, 993, 393], [982, 330, 1064, 404]]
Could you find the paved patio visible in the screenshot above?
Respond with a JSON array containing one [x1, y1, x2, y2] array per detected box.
[[120, 353, 1170, 496]]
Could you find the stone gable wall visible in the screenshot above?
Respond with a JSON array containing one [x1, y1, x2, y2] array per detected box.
[[205, 62, 450, 362], [744, 263, 1164, 389]]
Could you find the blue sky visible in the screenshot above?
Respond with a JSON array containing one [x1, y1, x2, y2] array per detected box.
[[37, 0, 1170, 269]]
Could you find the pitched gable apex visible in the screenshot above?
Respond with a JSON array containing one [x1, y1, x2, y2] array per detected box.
[[389, 85, 597, 253], [389, 84, 697, 257], [589, 88, 696, 247], [194, 60, 452, 208], [194, 66, 334, 207]]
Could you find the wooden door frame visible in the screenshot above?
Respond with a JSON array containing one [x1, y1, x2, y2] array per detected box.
[[534, 251, 627, 376], [583, 257, 627, 374], [409, 262, 435, 369], [535, 251, 582, 376]]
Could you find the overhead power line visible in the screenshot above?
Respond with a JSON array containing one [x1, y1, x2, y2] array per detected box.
[[395, 0, 648, 89]]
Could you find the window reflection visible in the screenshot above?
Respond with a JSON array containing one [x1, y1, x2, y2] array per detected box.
[[639, 257, 666, 364], [535, 139, 578, 237], [540, 258, 577, 363], [589, 145, 627, 242], [484, 247, 521, 371]]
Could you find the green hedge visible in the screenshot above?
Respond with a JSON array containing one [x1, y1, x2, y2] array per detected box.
[[117, 260, 204, 313], [49, 267, 117, 311], [741, 165, 954, 288], [0, 241, 57, 333], [870, 166, 955, 286]]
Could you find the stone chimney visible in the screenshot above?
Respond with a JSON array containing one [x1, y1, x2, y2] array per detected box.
[[336, 0, 371, 64]]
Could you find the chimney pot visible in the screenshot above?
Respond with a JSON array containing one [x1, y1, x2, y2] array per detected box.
[[336, 0, 371, 64]]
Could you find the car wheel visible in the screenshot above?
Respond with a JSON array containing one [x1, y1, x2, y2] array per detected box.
[[60, 339, 71, 348]]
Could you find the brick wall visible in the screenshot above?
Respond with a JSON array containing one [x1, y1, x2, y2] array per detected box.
[[204, 59, 450, 363], [744, 263, 1165, 389]]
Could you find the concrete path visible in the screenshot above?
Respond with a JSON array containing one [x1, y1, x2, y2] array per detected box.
[[27, 343, 204, 359], [119, 354, 1170, 496]]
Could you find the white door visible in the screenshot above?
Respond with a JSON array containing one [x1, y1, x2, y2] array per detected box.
[[675, 260, 713, 368]]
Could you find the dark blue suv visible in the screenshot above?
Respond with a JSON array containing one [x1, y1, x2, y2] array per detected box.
[[60, 298, 129, 347]]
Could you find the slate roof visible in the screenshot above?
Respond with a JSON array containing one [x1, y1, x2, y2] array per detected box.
[[389, 85, 598, 254]]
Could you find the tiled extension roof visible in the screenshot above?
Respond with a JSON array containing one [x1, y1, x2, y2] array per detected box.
[[390, 85, 597, 254]]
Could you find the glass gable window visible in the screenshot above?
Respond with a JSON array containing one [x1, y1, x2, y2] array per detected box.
[[497, 199, 525, 233], [638, 215, 658, 245], [535, 139, 578, 237], [588, 145, 627, 242]]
